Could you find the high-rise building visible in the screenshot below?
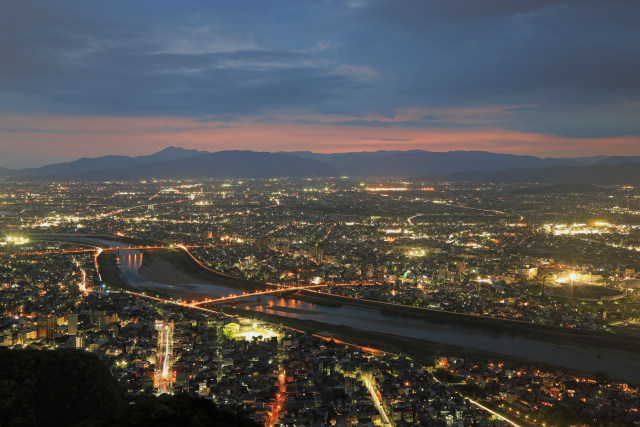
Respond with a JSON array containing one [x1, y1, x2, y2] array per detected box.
[[154, 320, 175, 394], [37, 317, 58, 339], [68, 313, 79, 336], [93, 310, 108, 331], [67, 333, 85, 349]]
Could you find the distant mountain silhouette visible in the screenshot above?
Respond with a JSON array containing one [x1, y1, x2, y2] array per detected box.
[[3, 147, 640, 181], [15, 146, 203, 177], [519, 183, 601, 194], [285, 150, 607, 176], [445, 161, 640, 185], [50, 150, 334, 179]]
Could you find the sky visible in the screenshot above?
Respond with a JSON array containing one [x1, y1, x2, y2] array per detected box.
[[2, 0, 640, 168]]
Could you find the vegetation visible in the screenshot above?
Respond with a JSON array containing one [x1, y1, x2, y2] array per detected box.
[[101, 394, 259, 427], [0, 348, 258, 427], [533, 405, 590, 427], [147, 248, 268, 292], [0, 347, 124, 426]]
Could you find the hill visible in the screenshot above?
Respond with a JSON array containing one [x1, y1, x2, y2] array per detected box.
[[5, 147, 640, 180], [518, 183, 601, 194], [67, 150, 334, 180], [447, 161, 640, 185], [0, 347, 259, 427], [0, 347, 124, 426], [285, 150, 618, 176], [15, 146, 203, 178], [288, 150, 555, 176]]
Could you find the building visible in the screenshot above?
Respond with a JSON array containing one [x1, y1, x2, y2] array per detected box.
[[37, 317, 58, 339], [68, 313, 79, 335]]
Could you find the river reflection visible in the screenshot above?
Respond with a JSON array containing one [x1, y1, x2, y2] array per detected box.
[[38, 234, 640, 383], [116, 249, 247, 297], [55, 235, 640, 383], [114, 250, 640, 383], [116, 249, 156, 288], [225, 294, 640, 383]]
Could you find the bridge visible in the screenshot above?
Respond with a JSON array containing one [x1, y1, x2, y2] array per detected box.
[[188, 284, 328, 307], [186, 281, 377, 307]]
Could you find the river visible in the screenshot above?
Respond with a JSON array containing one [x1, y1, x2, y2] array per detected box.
[[236, 295, 640, 382], [35, 235, 640, 383], [119, 249, 640, 382]]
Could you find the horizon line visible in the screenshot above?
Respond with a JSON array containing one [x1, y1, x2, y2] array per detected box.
[[2, 146, 631, 170]]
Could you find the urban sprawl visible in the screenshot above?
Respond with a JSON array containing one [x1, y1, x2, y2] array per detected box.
[[2, 179, 640, 426]]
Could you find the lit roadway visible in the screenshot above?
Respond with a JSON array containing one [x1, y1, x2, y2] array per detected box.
[[464, 397, 524, 427], [186, 279, 376, 307], [434, 201, 508, 216], [34, 234, 527, 424], [126, 288, 523, 426], [407, 213, 424, 226], [188, 284, 328, 307], [122, 274, 521, 425], [425, 371, 523, 427], [362, 373, 392, 426]]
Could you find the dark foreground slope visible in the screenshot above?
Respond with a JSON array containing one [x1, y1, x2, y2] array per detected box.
[[0, 348, 258, 427]]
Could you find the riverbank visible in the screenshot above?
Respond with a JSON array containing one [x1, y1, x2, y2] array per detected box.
[[140, 248, 269, 292], [96, 253, 138, 292], [221, 306, 616, 382], [88, 236, 640, 382], [295, 291, 640, 353]]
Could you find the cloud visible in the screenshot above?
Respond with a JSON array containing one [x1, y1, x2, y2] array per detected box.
[[2, 113, 640, 168], [0, 1, 374, 117], [154, 26, 258, 55], [361, 137, 411, 142], [334, 64, 379, 82], [1, 0, 640, 153]]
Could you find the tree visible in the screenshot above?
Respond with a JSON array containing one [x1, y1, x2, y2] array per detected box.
[[0, 348, 259, 427], [594, 371, 612, 385], [0, 348, 124, 426]]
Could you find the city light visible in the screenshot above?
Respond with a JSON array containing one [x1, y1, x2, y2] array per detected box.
[[4, 236, 30, 245], [1, 177, 639, 426], [366, 187, 409, 192]]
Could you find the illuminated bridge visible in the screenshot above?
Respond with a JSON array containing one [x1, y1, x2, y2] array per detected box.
[[188, 284, 327, 307], [188, 282, 371, 307]]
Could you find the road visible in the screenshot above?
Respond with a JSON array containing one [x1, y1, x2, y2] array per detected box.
[[189, 284, 327, 306], [361, 373, 393, 426], [407, 213, 424, 225]]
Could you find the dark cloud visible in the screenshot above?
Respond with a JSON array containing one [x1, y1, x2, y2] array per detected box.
[[1, 0, 640, 138]]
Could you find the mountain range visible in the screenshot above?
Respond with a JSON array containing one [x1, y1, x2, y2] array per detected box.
[[2, 146, 640, 184]]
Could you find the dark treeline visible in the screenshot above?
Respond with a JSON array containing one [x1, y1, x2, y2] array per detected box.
[[0, 348, 258, 427]]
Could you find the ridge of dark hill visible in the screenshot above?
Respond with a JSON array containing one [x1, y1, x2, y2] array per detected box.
[[0, 347, 125, 426], [519, 183, 601, 194], [6, 147, 640, 180], [0, 166, 14, 177], [54, 150, 335, 180], [15, 146, 203, 177], [0, 347, 259, 427], [594, 156, 640, 165], [446, 161, 640, 185], [284, 150, 614, 176]]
